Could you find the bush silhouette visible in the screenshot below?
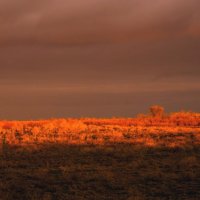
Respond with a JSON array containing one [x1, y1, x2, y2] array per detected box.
[[150, 105, 165, 118]]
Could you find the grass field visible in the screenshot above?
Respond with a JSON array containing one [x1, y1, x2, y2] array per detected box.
[[0, 113, 200, 199]]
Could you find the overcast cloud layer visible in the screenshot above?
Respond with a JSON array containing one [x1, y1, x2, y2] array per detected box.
[[0, 0, 200, 119]]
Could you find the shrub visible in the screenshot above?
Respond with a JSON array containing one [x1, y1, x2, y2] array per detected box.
[[150, 105, 165, 118]]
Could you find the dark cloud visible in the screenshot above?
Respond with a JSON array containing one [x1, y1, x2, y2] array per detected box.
[[0, 0, 199, 119], [0, 0, 199, 45]]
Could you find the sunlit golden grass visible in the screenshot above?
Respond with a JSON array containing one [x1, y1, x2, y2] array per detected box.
[[0, 113, 199, 147], [0, 112, 200, 199]]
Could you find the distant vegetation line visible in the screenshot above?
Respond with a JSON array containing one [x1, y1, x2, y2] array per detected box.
[[0, 106, 199, 147], [1, 105, 200, 127]]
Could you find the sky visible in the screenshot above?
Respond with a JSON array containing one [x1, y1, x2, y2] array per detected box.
[[0, 0, 200, 119]]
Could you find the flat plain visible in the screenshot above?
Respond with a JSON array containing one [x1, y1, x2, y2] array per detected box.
[[0, 112, 200, 200]]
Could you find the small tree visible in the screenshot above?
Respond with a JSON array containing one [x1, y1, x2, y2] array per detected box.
[[150, 105, 165, 118]]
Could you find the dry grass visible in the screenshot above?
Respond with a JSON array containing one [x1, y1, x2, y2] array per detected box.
[[0, 113, 200, 199]]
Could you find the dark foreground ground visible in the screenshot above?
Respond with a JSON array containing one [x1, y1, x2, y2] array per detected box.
[[0, 144, 200, 200]]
